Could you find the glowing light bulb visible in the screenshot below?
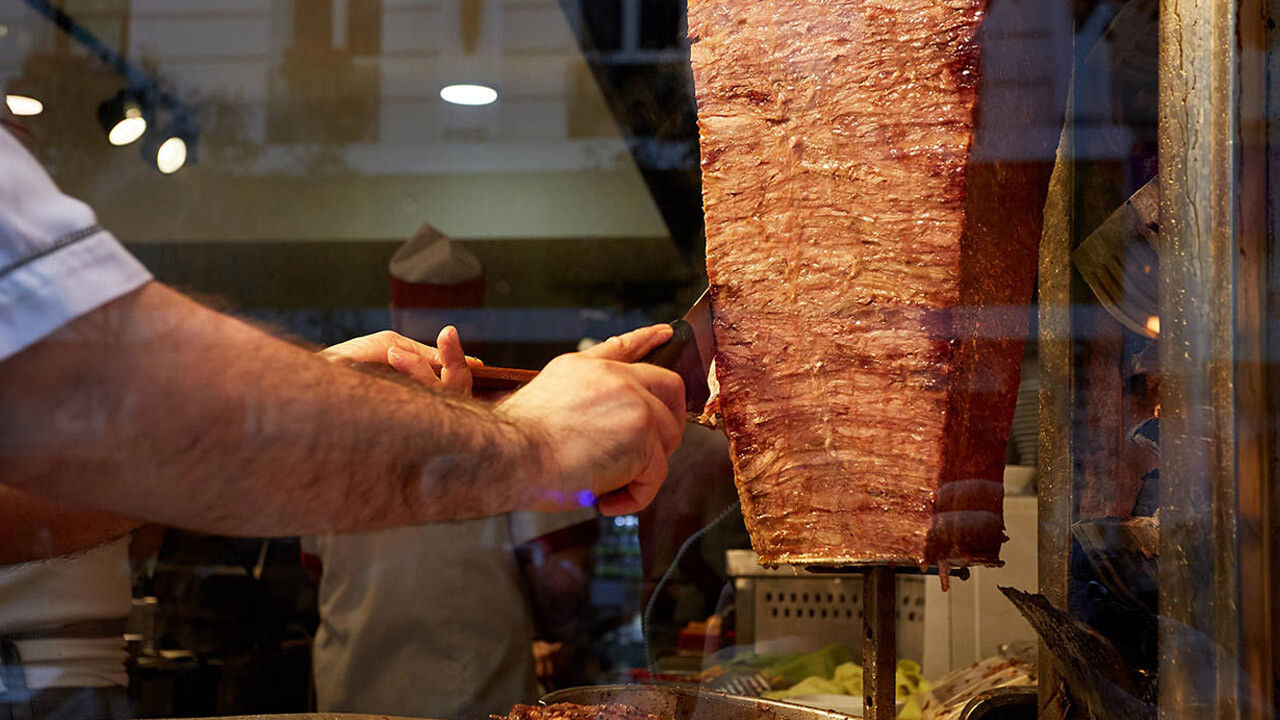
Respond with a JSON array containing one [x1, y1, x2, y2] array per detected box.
[[440, 84, 497, 106], [108, 106, 146, 146], [155, 136, 187, 174], [1145, 315, 1160, 336], [5, 94, 43, 116]]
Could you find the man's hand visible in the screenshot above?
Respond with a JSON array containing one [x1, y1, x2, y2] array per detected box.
[[498, 324, 685, 516], [321, 326, 477, 395]]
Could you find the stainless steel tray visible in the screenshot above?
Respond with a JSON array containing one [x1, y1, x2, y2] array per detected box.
[[542, 684, 858, 720]]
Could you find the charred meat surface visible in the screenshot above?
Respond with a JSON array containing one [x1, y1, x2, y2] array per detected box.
[[690, 0, 1043, 567], [501, 704, 668, 720]]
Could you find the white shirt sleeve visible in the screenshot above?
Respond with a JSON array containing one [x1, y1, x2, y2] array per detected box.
[[0, 126, 152, 361]]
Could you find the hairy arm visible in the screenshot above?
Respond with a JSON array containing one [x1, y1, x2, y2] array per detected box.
[[0, 485, 141, 565], [0, 282, 681, 535]]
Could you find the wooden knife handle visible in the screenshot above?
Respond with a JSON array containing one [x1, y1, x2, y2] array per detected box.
[[465, 366, 539, 390], [351, 361, 538, 391], [638, 319, 695, 371]]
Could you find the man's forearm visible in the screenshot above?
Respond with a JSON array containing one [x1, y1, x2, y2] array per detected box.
[[0, 282, 545, 536], [0, 485, 142, 565]]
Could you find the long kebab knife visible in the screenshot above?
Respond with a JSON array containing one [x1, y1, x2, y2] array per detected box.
[[414, 288, 716, 408]]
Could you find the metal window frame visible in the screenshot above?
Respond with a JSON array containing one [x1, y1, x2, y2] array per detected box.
[[1156, 0, 1275, 717], [1038, 0, 1275, 716]]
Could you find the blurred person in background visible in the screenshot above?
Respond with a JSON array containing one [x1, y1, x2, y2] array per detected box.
[[304, 508, 597, 719], [0, 107, 682, 719]]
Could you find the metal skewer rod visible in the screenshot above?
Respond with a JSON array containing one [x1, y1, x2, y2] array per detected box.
[[862, 566, 896, 720]]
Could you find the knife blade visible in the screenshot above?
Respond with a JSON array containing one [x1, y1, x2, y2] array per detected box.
[[638, 287, 715, 414]]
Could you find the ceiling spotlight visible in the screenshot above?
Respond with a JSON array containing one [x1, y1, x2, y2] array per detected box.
[[141, 118, 196, 175], [155, 136, 187, 174], [98, 91, 148, 146], [109, 110, 145, 145], [5, 94, 44, 116], [440, 84, 497, 106]]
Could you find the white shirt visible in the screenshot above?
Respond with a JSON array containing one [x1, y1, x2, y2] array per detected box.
[[0, 125, 152, 361], [0, 539, 132, 692]]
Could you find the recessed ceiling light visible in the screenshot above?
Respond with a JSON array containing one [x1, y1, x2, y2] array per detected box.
[[440, 84, 497, 106], [6, 94, 43, 116]]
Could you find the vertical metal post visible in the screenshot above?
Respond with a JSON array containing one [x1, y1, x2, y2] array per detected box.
[[862, 567, 896, 720], [1036, 81, 1076, 720], [1238, 2, 1275, 717], [620, 0, 641, 53], [1157, 0, 1273, 717]]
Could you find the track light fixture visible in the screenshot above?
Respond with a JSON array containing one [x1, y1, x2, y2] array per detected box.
[[18, 0, 199, 174], [97, 89, 148, 146], [140, 113, 197, 175]]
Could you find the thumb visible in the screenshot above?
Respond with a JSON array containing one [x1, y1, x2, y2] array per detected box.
[[581, 324, 674, 362], [436, 325, 474, 396]]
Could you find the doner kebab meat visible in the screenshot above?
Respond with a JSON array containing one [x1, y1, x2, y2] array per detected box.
[[689, 0, 1054, 570]]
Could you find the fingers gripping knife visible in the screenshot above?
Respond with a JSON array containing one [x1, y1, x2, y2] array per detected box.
[[637, 288, 715, 415]]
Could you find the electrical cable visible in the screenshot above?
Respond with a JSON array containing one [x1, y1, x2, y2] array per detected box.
[[642, 499, 742, 675]]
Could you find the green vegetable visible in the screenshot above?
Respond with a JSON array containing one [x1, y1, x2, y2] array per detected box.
[[764, 676, 846, 699], [762, 643, 854, 687], [762, 655, 933, 719]]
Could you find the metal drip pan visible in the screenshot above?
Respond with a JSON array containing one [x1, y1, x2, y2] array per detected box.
[[542, 683, 858, 720]]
